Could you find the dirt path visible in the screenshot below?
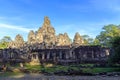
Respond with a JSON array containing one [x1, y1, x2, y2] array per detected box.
[[0, 73, 120, 80]]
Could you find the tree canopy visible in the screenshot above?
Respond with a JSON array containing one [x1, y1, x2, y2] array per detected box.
[[109, 36, 120, 63], [96, 24, 120, 47], [81, 35, 94, 45], [0, 36, 12, 49]]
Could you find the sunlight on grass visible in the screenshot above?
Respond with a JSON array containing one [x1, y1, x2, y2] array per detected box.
[[0, 72, 23, 77]]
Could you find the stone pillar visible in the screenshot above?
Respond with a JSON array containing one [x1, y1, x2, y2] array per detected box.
[[47, 52, 50, 59], [42, 53, 45, 60], [31, 54, 34, 60], [105, 49, 109, 56], [72, 52, 75, 59], [36, 54, 39, 60], [53, 52, 57, 63], [91, 51, 94, 59], [69, 51, 73, 59], [65, 51, 69, 59], [59, 51, 62, 59]]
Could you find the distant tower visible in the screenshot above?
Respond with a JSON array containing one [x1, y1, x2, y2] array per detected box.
[[8, 34, 25, 48], [28, 30, 36, 44], [73, 32, 84, 47]]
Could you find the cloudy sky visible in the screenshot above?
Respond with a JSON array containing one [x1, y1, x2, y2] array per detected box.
[[0, 0, 120, 41]]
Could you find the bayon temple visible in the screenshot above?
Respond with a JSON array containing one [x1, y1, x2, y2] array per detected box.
[[0, 17, 110, 65]]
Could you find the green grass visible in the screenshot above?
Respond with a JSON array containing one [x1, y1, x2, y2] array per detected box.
[[24, 64, 77, 73], [79, 64, 94, 67], [0, 72, 23, 77], [25, 64, 41, 71], [24, 64, 120, 74], [82, 67, 120, 73], [0, 63, 119, 76], [0, 67, 119, 77]]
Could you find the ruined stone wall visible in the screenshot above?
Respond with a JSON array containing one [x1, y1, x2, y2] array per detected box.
[[74, 46, 109, 63], [0, 45, 109, 64], [28, 45, 109, 64]]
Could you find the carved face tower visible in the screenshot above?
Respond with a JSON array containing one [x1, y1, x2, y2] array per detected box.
[[43, 16, 51, 26], [36, 16, 56, 45]]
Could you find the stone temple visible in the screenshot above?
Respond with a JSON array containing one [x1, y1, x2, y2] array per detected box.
[[0, 16, 109, 65]]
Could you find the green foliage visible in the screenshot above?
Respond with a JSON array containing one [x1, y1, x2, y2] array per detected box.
[[81, 35, 94, 45], [82, 68, 120, 73], [0, 72, 23, 77], [109, 36, 120, 63], [24, 64, 120, 74], [93, 38, 100, 46], [0, 36, 12, 49], [96, 24, 120, 47]]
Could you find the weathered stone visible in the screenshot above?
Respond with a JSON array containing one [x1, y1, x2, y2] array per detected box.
[[36, 30, 43, 43], [56, 33, 71, 46], [63, 33, 71, 45], [43, 16, 51, 27], [8, 34, 25, 48], [28, 30, 36, 44], [38, 16, 56, 46], [15, 34, 25, 48], [73, 32, 84, 47], [56, 34, 64, 46]]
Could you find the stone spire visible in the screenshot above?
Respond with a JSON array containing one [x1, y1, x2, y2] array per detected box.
[[9, 34, 25, 48], [63, 33, 71, 45], [38, 16, 56, 46], [43, 16, 51, 27], [56, 34, 64, 46], [28, 30, 36, 44], [56, 33, 71, 46], [73, 32, 84, 47], [36, 31, 43, 43], [15, 34, 24, 43], [14, 34, 24, 48]]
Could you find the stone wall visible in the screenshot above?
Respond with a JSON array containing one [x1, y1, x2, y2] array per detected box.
[[0, 45, 109, 65]]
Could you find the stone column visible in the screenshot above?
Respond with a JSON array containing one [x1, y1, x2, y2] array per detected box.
[[47, 52, 50, 59], [91, 51, 94, 59], [72, 52, 75, 59], [59, 51, 62, 59], [65, 51, 69, 59], [69, 51, 73, 59], [31, 54, 34, 60], [42, 53, 45, 60], [36, 54, 39, 60]]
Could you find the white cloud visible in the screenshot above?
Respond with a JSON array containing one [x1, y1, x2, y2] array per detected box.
[[56, 24, 101, 39], [0, 23, 37, 32], [0, 17, 6, 20]]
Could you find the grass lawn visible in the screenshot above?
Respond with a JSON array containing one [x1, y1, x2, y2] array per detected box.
[[0, 72, 23, 77], [0, 63, 119, 77], [82, 67, 120, 73], [24, 64, 120, 73]]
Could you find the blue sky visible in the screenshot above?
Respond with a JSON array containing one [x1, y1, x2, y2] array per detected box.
[[0, 0, 120, 41]]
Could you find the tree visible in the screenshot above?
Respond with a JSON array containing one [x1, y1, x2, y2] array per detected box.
[[81, 35, 94, 45], [93, 38, 100, 46], [109, 36, 120, 63], [0, 36, 12, 49], [96, 24, 120, 47]]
